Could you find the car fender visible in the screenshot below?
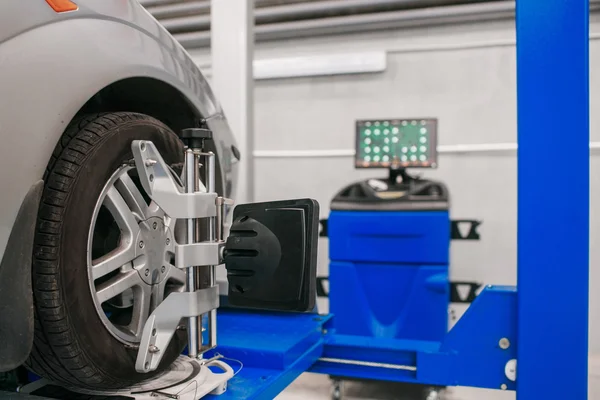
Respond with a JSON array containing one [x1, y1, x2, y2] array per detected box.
[[0, 17, 237, 266]]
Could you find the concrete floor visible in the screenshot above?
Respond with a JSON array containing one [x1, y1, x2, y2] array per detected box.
[[276, 374, 514, 400], [276, 357, 600, 400]]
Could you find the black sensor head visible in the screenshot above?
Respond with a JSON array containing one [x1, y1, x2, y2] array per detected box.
[[224, 199, 319, 312]]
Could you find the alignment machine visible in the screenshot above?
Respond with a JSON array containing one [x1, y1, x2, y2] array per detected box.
[[316, 118, 449, 399]]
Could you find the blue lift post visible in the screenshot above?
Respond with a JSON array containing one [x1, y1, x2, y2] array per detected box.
[[516, 0, 589, 399]]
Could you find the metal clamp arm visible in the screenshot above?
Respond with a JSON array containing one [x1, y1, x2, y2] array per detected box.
[[131, 140, 217, 219], [175, 242, 225, 269], [135, 286, 219, 373]]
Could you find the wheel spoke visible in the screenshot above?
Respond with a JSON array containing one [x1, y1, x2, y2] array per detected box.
[[166, 265, 186, 285], [96, 270, 142, 304], [91, 244, 137, 280], [148, 200, 162, 216], [151, 283, 164, 313], [130, 284, 153, 338], [103, 186, 140, 240], [115, 173, 148, 220], [89, 166, 184, 343], [152, 265, 185, 311]]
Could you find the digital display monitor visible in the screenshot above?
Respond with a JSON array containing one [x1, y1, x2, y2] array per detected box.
[[355, 118, 437, 169]]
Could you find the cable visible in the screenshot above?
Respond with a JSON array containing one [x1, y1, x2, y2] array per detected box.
[[211, 352, 244, 377]]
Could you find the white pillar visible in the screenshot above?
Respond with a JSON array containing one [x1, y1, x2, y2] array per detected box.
[[211, 0, 254, 203]]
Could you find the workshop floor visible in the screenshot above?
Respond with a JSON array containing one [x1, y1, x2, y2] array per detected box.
[[277, 359, 600, 400], [276, 373, 513, 400]]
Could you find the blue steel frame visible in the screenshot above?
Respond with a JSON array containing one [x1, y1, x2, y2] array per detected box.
[[516, 0, 589, 398], [311, 286, 518, 390]]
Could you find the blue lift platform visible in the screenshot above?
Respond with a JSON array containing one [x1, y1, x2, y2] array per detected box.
[[205, 311, 331, 400], [206, 0, 591, 398]]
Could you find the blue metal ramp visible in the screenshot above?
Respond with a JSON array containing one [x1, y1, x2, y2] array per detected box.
[[205, 309, 330, 400]]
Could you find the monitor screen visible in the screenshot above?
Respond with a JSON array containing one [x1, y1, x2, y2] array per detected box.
[[355, 118, 437, 169]]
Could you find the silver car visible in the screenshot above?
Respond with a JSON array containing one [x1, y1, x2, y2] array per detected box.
[[0, 0, 237, 388]]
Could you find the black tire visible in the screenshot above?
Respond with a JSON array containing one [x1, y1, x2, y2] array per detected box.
[[25, 112, 187, 389]]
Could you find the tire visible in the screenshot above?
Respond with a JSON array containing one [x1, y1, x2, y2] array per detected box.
[[25, 112, 188, 389]]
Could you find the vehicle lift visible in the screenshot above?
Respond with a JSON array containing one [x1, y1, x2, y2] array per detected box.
[[11, 0, 590, 398]]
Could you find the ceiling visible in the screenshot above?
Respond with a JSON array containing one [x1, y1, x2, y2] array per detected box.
[[140, 0, 514, 48]]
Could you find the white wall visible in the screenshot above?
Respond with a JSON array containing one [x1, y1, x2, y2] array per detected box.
[[191, 13, 600, 352]]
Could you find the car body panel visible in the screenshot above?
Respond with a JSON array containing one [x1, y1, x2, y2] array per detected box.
[[0, 0, 238, 263]]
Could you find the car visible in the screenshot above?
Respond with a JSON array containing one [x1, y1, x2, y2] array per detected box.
[[0, 0, 237, 389]]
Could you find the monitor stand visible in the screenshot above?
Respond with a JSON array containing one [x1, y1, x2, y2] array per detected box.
[[388, 167, 415, 185]]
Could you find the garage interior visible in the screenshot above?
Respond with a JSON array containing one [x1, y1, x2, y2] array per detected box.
[[0, 0, 594, 399]]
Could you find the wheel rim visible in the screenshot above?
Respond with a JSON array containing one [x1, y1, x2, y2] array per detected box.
[[87, 165, 185, 344]]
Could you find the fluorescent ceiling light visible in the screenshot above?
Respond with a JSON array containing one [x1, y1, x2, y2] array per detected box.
[[197, 51, 386, 80], [254, 51, 386, 80]]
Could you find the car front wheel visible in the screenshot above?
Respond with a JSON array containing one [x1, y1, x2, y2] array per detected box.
[[26, 112, 188, 389]]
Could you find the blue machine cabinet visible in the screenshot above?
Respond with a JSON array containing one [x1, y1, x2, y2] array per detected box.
[[328, 210, 449, 342]]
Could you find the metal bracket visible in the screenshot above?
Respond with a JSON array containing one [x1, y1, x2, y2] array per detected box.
[[450, 281, 483, 303], [135, 286, 219, 373], [130, 138, 226, 373], [451, 219, 482, 240], [175, 242, 224, 269], [319, 219, 328, 238], [131, 140, 217, 219], [316, 276, 329, 297]]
